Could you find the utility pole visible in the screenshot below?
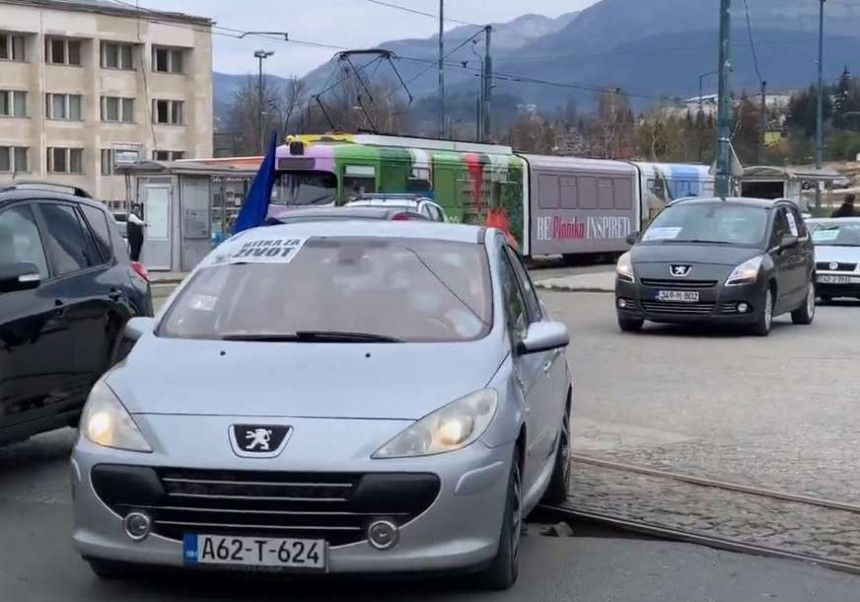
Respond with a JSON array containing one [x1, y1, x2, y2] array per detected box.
[[438, 0, 445, 139], [715, 0, 733, 199], [254, 50, 274, 154], [470, 42, 484, 141], [815, 0, 826, 209], [759, 80, 767, 164], [483, 25, 493, 142]]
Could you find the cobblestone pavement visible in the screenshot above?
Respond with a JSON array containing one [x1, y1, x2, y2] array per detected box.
[[564, 462, 860, 564], [542, 291, 860, 561]]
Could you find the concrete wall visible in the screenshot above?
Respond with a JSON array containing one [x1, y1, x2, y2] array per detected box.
[[0, 1, 213, 206]]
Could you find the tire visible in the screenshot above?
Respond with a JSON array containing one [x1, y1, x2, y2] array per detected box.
[[86, 558, 135, 581], [478, 449, 522, 591], [791, 281, 816, 325], [750, 287, 774, 337], [542, 402, 571, 505], [618, 316, 644, 333]]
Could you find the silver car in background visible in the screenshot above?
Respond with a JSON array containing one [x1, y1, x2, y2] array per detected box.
[[71, 221, 573, 590], [808, 217, 860, 302]]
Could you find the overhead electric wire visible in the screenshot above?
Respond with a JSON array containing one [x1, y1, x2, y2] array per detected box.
[[742, 0, 765, 85], [362, 0, 481, 28]]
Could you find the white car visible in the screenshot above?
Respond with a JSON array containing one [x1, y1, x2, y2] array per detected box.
[[807, 217, 860, 301], [346, 196, 448, 223]]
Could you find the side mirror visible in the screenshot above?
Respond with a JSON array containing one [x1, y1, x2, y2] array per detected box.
[[625, 231, 640, 245], [517, 321, 570, 355], [124, 316, 155, 342], [780, 234, 799, 250], [0, 262, 41, 294]]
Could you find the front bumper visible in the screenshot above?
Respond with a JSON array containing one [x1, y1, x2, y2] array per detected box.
[[816, 272, 860, 299], [615, 278, 764, 324], [71, 414, 513, 574]]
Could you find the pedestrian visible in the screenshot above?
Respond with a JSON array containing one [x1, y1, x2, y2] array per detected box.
[[831, 194, 858, 218], [127, 203, 147, 262]]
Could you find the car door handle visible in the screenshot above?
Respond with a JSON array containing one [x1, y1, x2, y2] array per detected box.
[[543, 359, 554, 374], [108, 289, 123, 301]]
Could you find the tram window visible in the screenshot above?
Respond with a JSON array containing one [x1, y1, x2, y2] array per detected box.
[[537, 174, 560, 209], [344, 165, 376, 199], [614, 178, 633, 209], [561, 177, 578, 209], [598, 178, 614, 209], [579, 176, 597, 209]]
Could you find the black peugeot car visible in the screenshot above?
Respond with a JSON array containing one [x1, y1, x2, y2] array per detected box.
[[0, 182, 153, 444], [615, 197, 816, 336]]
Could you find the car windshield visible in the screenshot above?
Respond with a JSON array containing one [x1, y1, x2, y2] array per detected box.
[[159, 236, 492, 343], [642, 203, 769, 246], [810, 222, 860, 246]]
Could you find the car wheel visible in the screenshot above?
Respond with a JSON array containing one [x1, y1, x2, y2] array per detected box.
[[478, 448, 522, 591], [791, 281, 816, 325], [86, 558, 135, 581], [750, 288, 774, 337], [618, 316, 644, 333], [541, 402, 571, 505]]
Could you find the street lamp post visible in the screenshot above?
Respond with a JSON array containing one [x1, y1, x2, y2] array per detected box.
[[815, 0, 826, 209], [254, 50, 275, 154]]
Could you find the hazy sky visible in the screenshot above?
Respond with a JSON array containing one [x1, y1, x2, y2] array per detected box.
[[139, 0, 600, 76]]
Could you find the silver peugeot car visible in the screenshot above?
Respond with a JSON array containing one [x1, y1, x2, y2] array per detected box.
[[71, 221, 573, 590]]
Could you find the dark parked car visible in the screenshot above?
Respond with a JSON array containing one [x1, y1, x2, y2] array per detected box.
[[615, 197, 816, 336], [266, 205, 431, 225], [0, 182, 153, 444]]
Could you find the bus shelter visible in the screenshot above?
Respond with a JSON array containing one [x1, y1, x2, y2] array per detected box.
[[740, 166, 844, 211], [118, 159, 258, 272]]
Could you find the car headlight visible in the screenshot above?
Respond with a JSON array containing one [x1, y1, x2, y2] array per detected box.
[[617, 252, 634, 283], [726, 255, 764, 286], [373, 389, 498, 459], [80, 381, 152, 452]]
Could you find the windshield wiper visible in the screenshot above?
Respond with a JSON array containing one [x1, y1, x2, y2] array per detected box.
[[220, 331, 403, 343]]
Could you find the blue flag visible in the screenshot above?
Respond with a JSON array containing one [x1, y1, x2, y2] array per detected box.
[[233, 131, 278, 234]]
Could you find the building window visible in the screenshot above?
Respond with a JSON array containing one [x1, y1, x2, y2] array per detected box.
[[47, 147, 84, 174], [101, 41, 134, 70], [101, 96, 134, 123], [101, 149, 114, 175], [46, 37, 82, 66], [46, 93, 83, 121], [152, 46, 184, 73], [0, 32, 26, 61], [152, 150, 185, 161], [0, 90, 26, 117], [152, 99, 184, 125], [0, 147, 28, 173]]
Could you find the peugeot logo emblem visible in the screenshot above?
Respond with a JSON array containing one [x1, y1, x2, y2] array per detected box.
[[829, 262, 839, 271], [229, 424, 292, 458], [670, 265, 691, 277]]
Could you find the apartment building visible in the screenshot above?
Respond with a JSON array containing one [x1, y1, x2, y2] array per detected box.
[[0, 0, 213, 207]]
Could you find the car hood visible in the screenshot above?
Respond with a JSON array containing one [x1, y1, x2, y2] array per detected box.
[[107, 335, 505, 420], [631, 243, 763, 267], [814, 245, 860, 265]]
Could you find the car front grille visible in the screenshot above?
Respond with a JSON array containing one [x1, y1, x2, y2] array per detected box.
[[817, 262, 857, 272], [639, 278, 719, 289], [641, 300, 716, 315], [92, 465, 441, 547]]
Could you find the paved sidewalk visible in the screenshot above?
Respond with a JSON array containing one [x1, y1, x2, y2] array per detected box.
[[149, 271, 189, 285], [535, 270, 615, 293]]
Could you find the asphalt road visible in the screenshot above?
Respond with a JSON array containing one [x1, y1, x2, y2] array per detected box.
[[3, 284, 860, 600], [1, 429, 859, 602]]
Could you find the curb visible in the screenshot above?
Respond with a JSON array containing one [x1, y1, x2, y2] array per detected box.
[[536, 285, 615, 294]]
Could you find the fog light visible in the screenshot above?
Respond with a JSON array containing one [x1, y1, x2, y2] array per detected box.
[[617, 298, 628, 309], [737, 302, 749, 314], [367, 520, 399, 550], [123, 511, 152, 542]]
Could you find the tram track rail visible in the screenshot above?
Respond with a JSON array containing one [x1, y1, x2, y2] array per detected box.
[[541, 454, 860, 575]]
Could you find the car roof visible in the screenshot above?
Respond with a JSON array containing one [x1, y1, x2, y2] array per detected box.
[[220, 221, 486, 252], [348, 198, 422, 207], [807, 217, 860, 224], [0, 183, 107, 212], [668, 196, 786, 209], [275, 206, 424, 219]]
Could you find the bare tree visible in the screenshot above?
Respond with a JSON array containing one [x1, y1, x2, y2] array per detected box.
[[592, 90, 635, 159]]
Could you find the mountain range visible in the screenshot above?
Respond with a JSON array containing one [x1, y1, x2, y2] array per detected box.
[[214, 0, 860, 124]]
